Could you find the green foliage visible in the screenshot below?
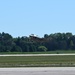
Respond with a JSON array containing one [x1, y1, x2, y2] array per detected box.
[[11, 45, 22, 52], [0, 32, 75, 52], [38, 46, 47, 52]]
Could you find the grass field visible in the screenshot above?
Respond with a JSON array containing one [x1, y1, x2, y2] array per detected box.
[[0, 50, 75, 54], [0, 55, 75, 67]]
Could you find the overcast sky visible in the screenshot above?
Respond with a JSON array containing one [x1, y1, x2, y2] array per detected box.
[[0, 0, 75, 37]]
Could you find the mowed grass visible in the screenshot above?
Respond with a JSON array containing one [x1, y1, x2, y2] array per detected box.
[[1, 50, 75, 54], [0, 55, 75, 67]]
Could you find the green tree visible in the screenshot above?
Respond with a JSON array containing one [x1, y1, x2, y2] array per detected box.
[[11, 45, 22, 52], [44, 34, 49, 38], [70, 40, 74, 49], [38, 46, 48, 52]]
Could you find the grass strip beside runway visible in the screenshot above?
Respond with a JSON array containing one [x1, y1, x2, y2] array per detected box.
[[0, 55, 75, 67]]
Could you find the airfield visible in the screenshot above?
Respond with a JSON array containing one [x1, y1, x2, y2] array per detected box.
[[0, 67, 75, 75], [0, 53, 75, 56], [0, 54, 75, 75]]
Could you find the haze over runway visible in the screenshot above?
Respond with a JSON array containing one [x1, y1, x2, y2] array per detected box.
[[0, 67, 75, 75]]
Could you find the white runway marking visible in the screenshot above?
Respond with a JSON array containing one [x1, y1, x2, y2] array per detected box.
[[0, 67, 75, 75]]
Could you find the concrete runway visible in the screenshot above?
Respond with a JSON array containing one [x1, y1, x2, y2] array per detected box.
[[0, 53, 75, 56], [0, 67, 75, 75]]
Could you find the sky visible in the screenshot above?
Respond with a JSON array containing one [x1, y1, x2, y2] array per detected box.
[[0, 0, 75, 37]]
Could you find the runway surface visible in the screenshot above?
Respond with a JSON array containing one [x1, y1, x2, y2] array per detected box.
[[0, 67, 75, 75], [0, 53, 75, 56]]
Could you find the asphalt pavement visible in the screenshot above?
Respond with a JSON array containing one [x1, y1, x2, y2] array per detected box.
[[0, 67, 75, 75], [0, 53, 75, 56]]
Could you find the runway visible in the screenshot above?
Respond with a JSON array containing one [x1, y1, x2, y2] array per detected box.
[[0, 67, 75, 75], [0, 53, 75, 56]]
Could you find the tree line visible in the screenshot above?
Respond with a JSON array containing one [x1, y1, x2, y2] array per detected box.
[[0, 32, 75, 52]]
